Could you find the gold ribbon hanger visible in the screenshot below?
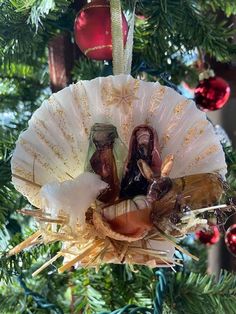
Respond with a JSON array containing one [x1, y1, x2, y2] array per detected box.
[[110, 0, 136, 75]]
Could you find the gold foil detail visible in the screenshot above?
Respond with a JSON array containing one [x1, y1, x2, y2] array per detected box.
[[183, 121, 208, 146], [149, 86, 166, 115], [46, 97, 79, 165], [19, 138, 64, 181], [33, 128, 65, 161], [102, 79, 140, 113], [79, 4, 110, 14], [194, 145, 219, 163], [13, 164, 34, 182], [47, 95, 57, 106], [84, 45, 112, 56], [186, 144, 220, 172], [174, 99, 190, 114], [160, 100, 190, 149], [73, 81, 91, 137], [160, 134, 170, 148], [122, 121, 131, 144], [35, 118, 48, 131]]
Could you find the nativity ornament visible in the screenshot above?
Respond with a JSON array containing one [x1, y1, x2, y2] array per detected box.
[[9, 75, 227, 274]]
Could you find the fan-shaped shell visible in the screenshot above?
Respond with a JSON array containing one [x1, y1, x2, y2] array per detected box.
[[11, 74, 227, 208]]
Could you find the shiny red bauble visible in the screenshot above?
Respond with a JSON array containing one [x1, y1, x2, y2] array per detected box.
[[74, 0, 128, 60], [194, 76, 230, 111], [195, 225, 220, 245], [225, 224, 236, 256]]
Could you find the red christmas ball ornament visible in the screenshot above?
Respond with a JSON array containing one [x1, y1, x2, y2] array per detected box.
[[74, 0, 128, 60], [225, 224, 236, 256], [195, 225, 220, 245], [194, 71, 230, 111]]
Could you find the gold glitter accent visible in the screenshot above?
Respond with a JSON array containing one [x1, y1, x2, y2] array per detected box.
[[33, 119, 71, 166], [160, 123, 176, 149], [149, 86, 166, 115], [174, 100, 190, 114], [159, 100, 190, 149], [102, 79, 140, 113], [54, 108, 76, 144], [35, 118, 48, 131], [34, 127, 65, 161], [160, 134, 170, 148], [84, 45, 112, 56], [187, 144, 221, 171], [144, 118, 150, 124], [183, 121, 208, 146], [116, 80, 139, 142], [46, 97, 79, 165], [194, 145, 219, 163], [20, 138, 54, 175], [13, 164, 33, 181], [20, 138, 66, 186], [122, 122, 131, 144], [47, 95, 57, 106], [73, 82, 91, 137]]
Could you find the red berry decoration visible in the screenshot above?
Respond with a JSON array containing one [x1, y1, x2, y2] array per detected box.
[[194, 72, 230, 111], [74, 0, 128, 60], [195, 225, 220, 245], [225, 224, 236, 256]]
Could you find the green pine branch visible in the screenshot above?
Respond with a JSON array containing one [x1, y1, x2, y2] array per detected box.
[[135, 0, 236, 66], [71, 265, 154, 313], [200, 0, 236, 17], [223, 145, 236, 197], [10, 0, 73, 30], [1, 0, 236, 75], [165, 271, 236, 314], [0, 1, 236, 313]]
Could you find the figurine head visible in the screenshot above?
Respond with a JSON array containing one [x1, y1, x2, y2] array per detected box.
[[91, 123, 118, 149]]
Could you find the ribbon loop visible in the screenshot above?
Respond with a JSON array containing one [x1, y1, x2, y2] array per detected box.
[[110, 0, 136, 75], [110, 0, 124, 75]]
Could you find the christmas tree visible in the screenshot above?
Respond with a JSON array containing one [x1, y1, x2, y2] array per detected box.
[[0, 1, 236, 313]]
